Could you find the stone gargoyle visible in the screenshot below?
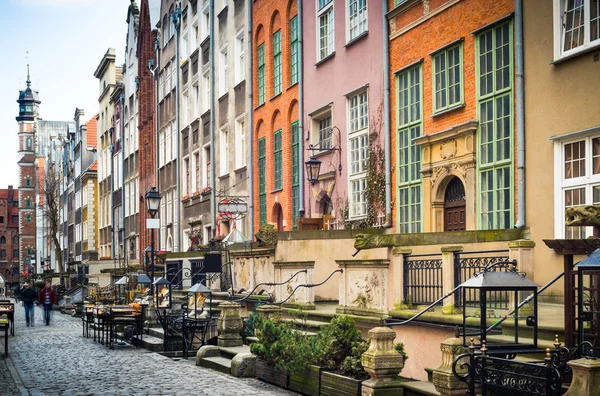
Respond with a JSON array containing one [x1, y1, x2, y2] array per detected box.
[[255, 223, 277, 247], [565, 205, 600, 237], [354, 233, 396, 250]]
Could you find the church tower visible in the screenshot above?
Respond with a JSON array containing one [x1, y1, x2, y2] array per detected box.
[[16, 66, 40, 280]]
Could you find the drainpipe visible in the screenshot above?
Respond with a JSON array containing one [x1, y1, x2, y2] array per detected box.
[[109, 128, 115, 260], [154, 38, 161, 250], [209, 0, 216, 236], [247, 0, 254, 240], [120, 94, 126, 265], [514, 0, 525, 229], [174, 6, 182, 252], [297, 0, 305, 220], [382, 0, 392, 227]]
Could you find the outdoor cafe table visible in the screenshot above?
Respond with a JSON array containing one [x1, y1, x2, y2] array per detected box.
[[0, 315, 9, 356], [0, 301, 15, 336]]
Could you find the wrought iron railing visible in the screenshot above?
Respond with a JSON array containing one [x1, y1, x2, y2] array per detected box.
[[403, 253, 443, 305], [454, 250, 511, 309]]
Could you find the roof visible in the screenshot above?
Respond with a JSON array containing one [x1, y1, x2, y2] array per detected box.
[[86, 115, 98, 147], [89, 160, 98, 171], [460, 271, 538, 289], [575, 248, 600, 268]]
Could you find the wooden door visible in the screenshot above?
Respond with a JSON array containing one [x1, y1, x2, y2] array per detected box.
[[444, 177, 466, 231]]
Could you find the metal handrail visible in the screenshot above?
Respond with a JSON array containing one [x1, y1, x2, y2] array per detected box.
[[269, 269, 343, 305], [384, 284, 462, 326], [231, 269, 308, 302]]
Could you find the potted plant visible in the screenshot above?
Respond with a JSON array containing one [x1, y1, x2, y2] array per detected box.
[[249, 315, 291, 388]]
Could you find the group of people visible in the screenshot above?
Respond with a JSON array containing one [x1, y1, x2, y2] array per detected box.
[[20, 281, 58, 326]]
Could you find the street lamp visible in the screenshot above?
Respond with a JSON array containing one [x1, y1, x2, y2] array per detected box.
[[305, 156, 322, 185], [145, 187, 161, 300]]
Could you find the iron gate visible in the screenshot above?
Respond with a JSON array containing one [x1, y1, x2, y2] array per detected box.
[[403, 254, 443, 305]]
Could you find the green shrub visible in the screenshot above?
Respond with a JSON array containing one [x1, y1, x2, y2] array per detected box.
[[395, 342, 409, 362]]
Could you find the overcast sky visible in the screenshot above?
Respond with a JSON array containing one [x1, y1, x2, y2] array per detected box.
[[0, 0, 129, 188]]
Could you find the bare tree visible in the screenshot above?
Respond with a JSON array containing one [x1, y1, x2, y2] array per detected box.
[[44, 163, 63, 273]]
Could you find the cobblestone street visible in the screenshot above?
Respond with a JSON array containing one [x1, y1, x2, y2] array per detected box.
[[1, 301, 295, 396]]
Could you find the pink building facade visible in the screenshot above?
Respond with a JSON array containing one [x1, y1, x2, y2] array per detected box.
[[302, 0, 386, 229]]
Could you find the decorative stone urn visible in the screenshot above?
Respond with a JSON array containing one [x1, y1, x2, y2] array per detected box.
[[361, 326, 404, 396], [432, 338, 468, 396], [217, 301, 243, 347]]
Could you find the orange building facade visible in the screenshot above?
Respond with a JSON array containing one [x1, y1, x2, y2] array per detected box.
[[252, 0, 299, 232]]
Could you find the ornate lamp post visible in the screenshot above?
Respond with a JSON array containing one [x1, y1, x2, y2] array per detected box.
[[145, 187, 161, 299], [305, 156, 322, 185]]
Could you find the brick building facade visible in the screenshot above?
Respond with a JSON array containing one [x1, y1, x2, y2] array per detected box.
[[252, 0, 299, 233], [0, 187, 19, 288]]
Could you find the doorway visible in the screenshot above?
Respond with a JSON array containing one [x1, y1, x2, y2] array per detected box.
[[272, 203, 284, 231], [444, 177, 466, 231]]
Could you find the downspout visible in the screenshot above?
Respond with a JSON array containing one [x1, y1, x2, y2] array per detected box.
[[174, 7, 181, 251], [382, 0, 392, 227], [110, 128, 115, 260], [247, 0, 254, 240], [154, 38, 161, 250], [514, 0, 525, 228], [120, 94, 126, 266], [209, 0, 216, 236], [297, 0, 305, 219]]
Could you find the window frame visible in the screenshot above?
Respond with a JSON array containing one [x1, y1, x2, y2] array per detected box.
[[257, 43, 266, 105], [258, 137, 267, 225], [235, 115, 246, 170], [290, 16, 299, 85], [235, 29, 245, 85], [317, 0, 335, 61], [219, 44, 228, 97], [273, 30, 282, 95], [291, 120, 300, 229], [431, 41, 464, 114], [273, 129, 283, 191], [219, 126, 229, 176], [347, 0, 368, 42], [347, 90, 369, 219], [553, 0, 600, 61]]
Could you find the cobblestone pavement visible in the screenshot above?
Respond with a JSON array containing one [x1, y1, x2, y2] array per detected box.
[[5, 301, 296, 396]]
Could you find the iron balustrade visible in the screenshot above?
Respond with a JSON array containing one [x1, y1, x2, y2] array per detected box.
[[454, 250, 511, 309], [231, 269, 308, 302], [403, 254, 443, 305], [269, 269, 343, 305]]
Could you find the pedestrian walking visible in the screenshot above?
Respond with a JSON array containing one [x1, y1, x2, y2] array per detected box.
[[21, 283, 37, 327], [38, 281, 57, 326]]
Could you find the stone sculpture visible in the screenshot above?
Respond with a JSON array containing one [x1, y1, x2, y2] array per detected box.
[[354, 233, 396, 250]]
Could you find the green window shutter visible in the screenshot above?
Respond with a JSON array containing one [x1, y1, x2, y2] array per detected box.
[[476, 21, 513, 230], [396, 64, 423, 233], [258, 44, 265, 105], [273, 129, 282, 190], [258, 138, 267, 225], [291, 121, 299, 229], [290, 17, 299, 85], [273, 31, 282, 95]]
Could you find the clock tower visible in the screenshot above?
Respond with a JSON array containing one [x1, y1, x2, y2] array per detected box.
[[16, 66, 40, 280]]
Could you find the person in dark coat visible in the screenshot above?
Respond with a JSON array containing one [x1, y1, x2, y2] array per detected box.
[[38, 281, 57, 326], [22, 283, 37, 327]]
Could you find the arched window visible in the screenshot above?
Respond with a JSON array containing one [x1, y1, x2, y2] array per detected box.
[[0, 237, 5, 244], [26, 198, 31, 208], [13, 236, 18, 244]]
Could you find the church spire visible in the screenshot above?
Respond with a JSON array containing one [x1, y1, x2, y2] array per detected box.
[[26, 64, 31, 88]]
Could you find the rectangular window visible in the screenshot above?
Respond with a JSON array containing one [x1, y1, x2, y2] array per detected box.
[[184, 159, 190, 195], [396, 64, 423, 233], [219, 46, 228, 96], [556, 0, 600, 59], [220, 127, 228, 176], [432, 43, 463, 113], [319, 116, 333, 149], [274, 129, 282, 190], [318, 0, 335, 61], [202, 71, 210, 112], [195, 153, 200, 192], [235, 118, 246, 169], [172, 61, 177, 89], [273, 30, 282, 95], [257, 43, 265, 105], [159, 72, 164, 101], [203, 145, 211, 188], [477, 22, 513, 230], [291, 121, 300, 229], [159, 130, 165, 167], [258, 138, 267, 225], [235, 30, 245, 85], [348, 0, 368, 41], [166, 63, 172, 93], [290, 16, 299, 85], [348, 91, 369, 219]]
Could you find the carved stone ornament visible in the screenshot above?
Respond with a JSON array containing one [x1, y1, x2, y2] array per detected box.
[[432, 338, 468, 396], [430, 162, 467, 186], [565, 205, 600, 228], [441, 139, 457, 159], [362, 327, 404, 381], [354, 234, 397, 250], [217, 301, 243, 347], [255, 223, 277, 247], [423, 0, 430, 14]]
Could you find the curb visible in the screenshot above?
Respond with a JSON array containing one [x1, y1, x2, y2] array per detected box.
[[5, 354, 30, 396]]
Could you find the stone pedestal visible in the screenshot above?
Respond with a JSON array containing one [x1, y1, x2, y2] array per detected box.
[[217, 301, 243, 347], [255, 304, 281, 320], [432, 338, 468, 396], [336, 260, 389, 317], [441, 246, 463, 309], [361, 327, 404, 396], [273, 261, 315, 309], [564, 358, 600, 396]]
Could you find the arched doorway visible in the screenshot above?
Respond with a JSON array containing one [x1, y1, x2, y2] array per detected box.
[[444, 177, 466, 231], [272, 203, 284, 231]]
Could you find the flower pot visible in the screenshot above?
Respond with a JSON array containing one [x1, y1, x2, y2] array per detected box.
[[320, 371, 362, 396], [289, 365, 321, 396], [255, 358, 289, 389]]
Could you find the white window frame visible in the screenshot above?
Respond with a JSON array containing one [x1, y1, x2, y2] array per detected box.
[[159, 129, 165, 167], [347, 0, 368, 42], [159, 72, 165, 101], [220, 126, 229, 176], [203, 70, 210, 113], [201, 5, 210, 42], [347, 90, 369, 219], [235, 115, 246, 170], [553, 0, 600, 61], [194, 151, 201, 192], [553, 131, 600, 238], [203, 143, 211, 188], [235, 29, 245, 85], [219, 44, 228, 97], [171, 60, 177, 89], [317, 0, 335, 61]]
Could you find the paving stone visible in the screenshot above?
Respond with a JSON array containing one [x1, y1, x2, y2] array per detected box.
[[4, 301, 297, 395]]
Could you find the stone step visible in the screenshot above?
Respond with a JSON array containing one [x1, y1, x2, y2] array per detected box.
[[402, 381, 441, 396], [201, 356, 232, 375], [219, 345, 251, 360]]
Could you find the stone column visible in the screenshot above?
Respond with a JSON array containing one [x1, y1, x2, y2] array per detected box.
[[432, 338, 468, 396], [441, 246, 463, 313], [217, 301, 243, 347], [508, 240, 535, 279], [391, 248, 411, 309], [255, 304, 281, 320], [361, 327, 405, 396], [564, 358, 600, 396]]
